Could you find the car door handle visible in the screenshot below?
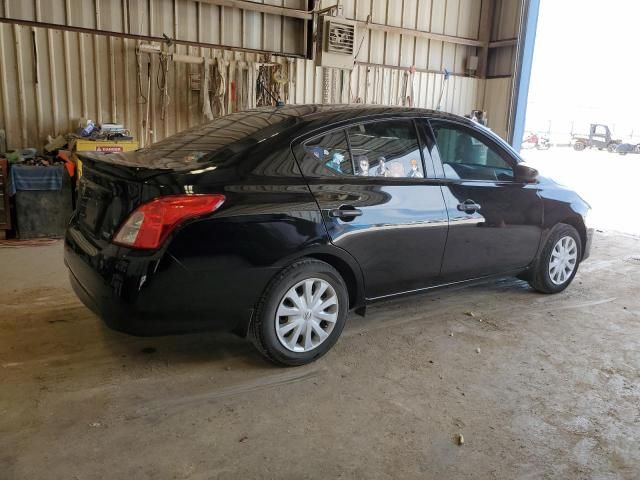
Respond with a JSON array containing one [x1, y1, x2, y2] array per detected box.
[[327, 206, 363, 219], [457, 199, 482, 213]]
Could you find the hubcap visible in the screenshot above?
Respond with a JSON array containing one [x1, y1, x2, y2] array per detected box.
[[275, 278, 339, 352], [549, 236, 578, 285]]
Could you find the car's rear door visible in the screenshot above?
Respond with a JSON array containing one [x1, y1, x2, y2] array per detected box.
[[292, 118, 449, 299], [426, 119, 544, 281]]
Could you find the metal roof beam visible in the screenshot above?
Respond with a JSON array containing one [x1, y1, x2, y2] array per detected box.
[[359, 20, 484, 48], [196, 0, 487, 48], [0, 17, 305, 58], [194, 0, 313, 20], [477, 0, 496, 78]]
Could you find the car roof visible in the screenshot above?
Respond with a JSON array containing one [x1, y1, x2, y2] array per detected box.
[[248, 104, 471, 124], [82, 104, 479, 171]]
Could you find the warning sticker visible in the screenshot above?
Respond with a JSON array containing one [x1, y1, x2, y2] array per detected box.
[[96, 146, 124, 153]]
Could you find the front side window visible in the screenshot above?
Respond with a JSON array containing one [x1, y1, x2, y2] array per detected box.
[[347, 120, 424, 179], [302, 130, 353, 176], [432, 124, 514, 181]]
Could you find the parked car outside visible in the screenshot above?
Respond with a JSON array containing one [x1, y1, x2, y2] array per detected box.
[[615, 142, 640, 155], [65, 105, 593, 366], [521, 131, 551, 150], [571, 123, 621, 152]]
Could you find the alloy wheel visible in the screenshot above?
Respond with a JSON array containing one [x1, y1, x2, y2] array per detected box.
[[275, 278, 339, 352], [548, 236, 578, 285]]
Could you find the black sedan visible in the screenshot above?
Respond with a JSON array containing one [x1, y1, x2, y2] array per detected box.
[[65, 105, 593, 366]]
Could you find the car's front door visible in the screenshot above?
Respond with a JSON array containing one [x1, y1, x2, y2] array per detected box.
[[293, 118, 449, 299], [426, 120, 544, 281]]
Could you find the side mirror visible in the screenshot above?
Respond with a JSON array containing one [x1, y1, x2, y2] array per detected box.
[[514, 163, 538, 183]]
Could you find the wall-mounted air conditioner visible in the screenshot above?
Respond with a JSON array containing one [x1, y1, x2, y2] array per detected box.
[[316, 17, 356, 70]]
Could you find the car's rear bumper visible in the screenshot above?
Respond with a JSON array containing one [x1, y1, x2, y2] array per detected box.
[[64, 226, 276, 336]]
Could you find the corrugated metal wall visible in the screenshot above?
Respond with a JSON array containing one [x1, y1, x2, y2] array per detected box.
[[0, 0, 523, 150], [327, 0, 483, 73], [1, 0, 309, 54], [483, 0, 522, 139], [488, 0, 520, 77]]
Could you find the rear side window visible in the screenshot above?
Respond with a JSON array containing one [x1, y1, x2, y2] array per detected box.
[[302, 130, 353, 176], [300, 119, 426, 179], [432, 124, 514, 181], [129, 109, 296, 169], [347, 120, 424, 178]]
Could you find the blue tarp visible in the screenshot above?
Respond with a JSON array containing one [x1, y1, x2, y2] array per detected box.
[[9, 165, 63, 195]]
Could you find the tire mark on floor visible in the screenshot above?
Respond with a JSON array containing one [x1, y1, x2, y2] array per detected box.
[[132, 367, 325, 418], [545, 297, 616, 312]]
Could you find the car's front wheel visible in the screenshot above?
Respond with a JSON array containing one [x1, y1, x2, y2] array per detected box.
[[251, 258, 348, 366], [528, 223, 582, 293]]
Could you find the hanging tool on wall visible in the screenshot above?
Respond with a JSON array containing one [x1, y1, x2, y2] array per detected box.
[[273, 64, 288, 104], [257, 64, 268, 106], [158, 52, 171, 121], [136, 43, 160, 147], [401, 65, 416, 107], [200, 58, 214, 121], [212, 57, 227, 117], [436, 68, 451, 111], [256, 64, 283, 107], [158, 34, 173, 121], [135, 48, 148, 103]]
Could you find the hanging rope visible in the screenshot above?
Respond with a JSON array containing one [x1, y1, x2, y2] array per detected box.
[[212, 57, 226, 117], [201, 58, 214, 121], [157, 52, 171, 120], [136, 49, 148, 104], [256, 65, 280, 107]]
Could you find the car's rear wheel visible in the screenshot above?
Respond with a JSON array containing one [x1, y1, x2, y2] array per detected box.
[[251, 258, 348, 366], [573, 142, 586, 151], [607, 143, 619, 153], [528, 224, 582, 294]]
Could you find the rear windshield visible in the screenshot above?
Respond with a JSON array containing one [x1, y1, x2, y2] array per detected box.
[[85, 109, 296, 170]]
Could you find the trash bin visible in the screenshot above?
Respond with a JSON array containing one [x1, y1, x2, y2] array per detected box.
[[10, 164, 73, 239]]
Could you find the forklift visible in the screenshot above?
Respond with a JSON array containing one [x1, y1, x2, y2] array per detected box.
[[571, 124, 621, 152]]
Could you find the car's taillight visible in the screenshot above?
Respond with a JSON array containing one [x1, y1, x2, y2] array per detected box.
[[113, 194, 225, 249]]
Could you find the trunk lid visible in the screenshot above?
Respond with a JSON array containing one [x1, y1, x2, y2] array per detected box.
[[75, 156, 155, 243], [73, 107, 299, 243]]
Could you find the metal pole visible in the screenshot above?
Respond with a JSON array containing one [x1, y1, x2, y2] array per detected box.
[[509, 0, 541, 151]]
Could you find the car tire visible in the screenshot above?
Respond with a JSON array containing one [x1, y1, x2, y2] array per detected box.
[[573, 142, 586, 151], [528, 223, 582, 294], [250, 258, 349, 366]]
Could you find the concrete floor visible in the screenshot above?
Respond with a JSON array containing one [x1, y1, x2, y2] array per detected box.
[[1, 232, 640, 479]]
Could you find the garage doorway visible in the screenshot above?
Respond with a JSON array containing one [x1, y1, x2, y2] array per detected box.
[[520, 0, 640, 235]]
